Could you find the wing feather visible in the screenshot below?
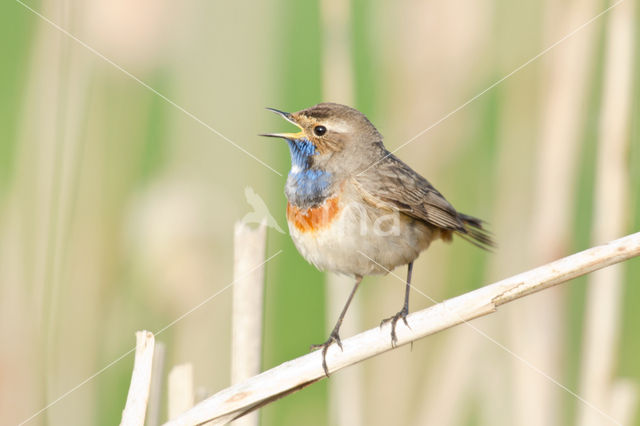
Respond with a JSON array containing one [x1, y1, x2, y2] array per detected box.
[[354, 151, 494, 250]]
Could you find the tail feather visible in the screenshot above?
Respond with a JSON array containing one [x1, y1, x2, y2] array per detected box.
[[456, 213, 495, 251]]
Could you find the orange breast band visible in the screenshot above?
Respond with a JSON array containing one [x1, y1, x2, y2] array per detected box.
[[287, 197, 341, 233]]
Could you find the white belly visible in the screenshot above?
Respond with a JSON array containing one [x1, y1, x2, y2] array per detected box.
[[288, 201, 434, 277]]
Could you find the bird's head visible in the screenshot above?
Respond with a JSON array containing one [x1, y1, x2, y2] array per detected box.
[[261, 102, 383, 176]]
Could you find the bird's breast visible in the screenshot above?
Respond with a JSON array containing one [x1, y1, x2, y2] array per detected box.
[[286, 195, 341, 233], [285, 189, 435, 276]]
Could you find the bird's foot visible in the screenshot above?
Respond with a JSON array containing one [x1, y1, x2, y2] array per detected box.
[[380, 307, 411, 347], [310, 330, 343, 376]]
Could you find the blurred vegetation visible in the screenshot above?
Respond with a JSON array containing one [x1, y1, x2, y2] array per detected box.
[[1, 0, 639, 425]]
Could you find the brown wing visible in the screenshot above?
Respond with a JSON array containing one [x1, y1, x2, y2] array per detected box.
[[354, 152, 494, 249]]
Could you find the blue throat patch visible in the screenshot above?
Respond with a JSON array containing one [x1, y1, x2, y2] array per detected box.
[[286, 138, 331, 207]]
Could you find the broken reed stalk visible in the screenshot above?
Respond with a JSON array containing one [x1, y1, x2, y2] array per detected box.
[[120, 331, 155, 426], [230, 221, 267, 426], [146, 342, 166, 426], [163, 232, 640, 426]]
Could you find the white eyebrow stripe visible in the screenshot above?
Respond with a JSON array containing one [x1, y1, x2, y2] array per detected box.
[[325, 119, 350, 133]]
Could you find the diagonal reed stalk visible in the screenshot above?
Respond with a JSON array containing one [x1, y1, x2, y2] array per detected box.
[[162, 232, 640, 426]]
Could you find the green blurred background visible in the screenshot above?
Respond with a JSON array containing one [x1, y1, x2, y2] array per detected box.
[[1, 0, 639, 425]]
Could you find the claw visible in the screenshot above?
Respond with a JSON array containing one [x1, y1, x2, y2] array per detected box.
[[310, 331, 343, 376], [380, 308, 411, 347]]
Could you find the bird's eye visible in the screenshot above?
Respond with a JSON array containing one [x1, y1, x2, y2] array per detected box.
[[313, 125, 327, 136]]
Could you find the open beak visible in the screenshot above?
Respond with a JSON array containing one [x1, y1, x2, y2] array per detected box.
[[260, 108, 305, 140]]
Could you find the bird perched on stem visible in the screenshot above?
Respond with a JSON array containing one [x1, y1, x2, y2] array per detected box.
[[262, 102, 493, 376]]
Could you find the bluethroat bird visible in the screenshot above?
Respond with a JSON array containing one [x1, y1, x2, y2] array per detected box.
[[262, 103, 493, 376]]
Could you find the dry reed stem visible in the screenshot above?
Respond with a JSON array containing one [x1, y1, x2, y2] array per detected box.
[[319, 0, 365, 425], [230, 221, 267, 426], [413, 328, 479, 425], [120, 331, 155, 426], [146, 342, 166, 426], [168, 364, 195, 421], [578, 1, 637, 424], [518, 1, 599, 424], [164, 232, 640, 426]]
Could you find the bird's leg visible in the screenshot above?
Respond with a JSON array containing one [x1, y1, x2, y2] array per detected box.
[[311, 275, 363, 376], [381, 262, 413, 347]]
